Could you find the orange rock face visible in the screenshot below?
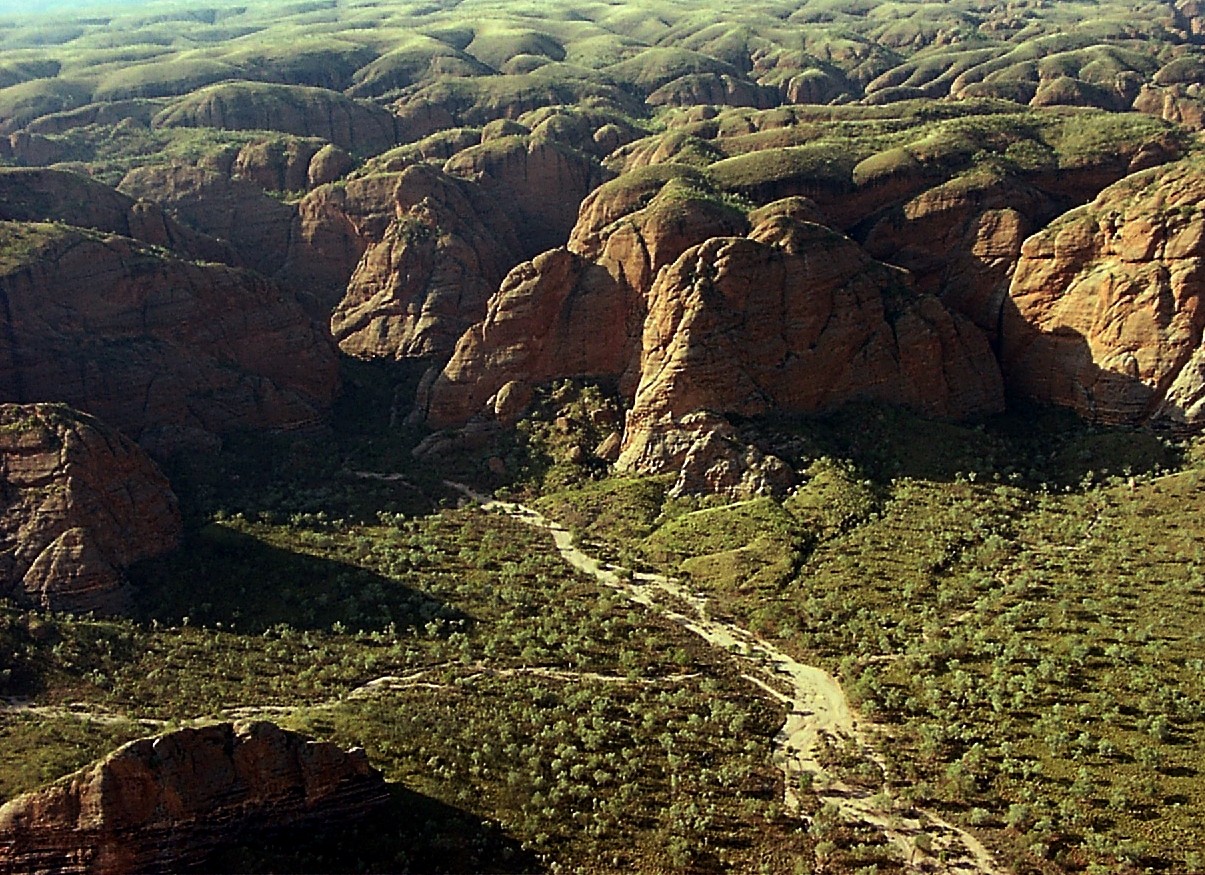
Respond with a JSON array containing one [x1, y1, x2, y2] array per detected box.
[[0, 404, 181, 614], [330, 163, 524, 360], [617, 218, 1004, 480], [418, 173, 747, 428], [118, 164, 295, 279], [0, 721, 388, 875], [0, 223, 338, 445], [1002, 155, 1205, 426], [279, 172, 405, 310], [442, 134, 609, 256]]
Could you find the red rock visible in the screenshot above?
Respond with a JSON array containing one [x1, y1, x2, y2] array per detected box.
[[279, 173, 404, 311], [0, 167, 233, 265], [418, 175, 747, 428], [6, 132, 66, 166], [0, 721, 387, 874], [1002, 154, 1205, 426], [330, 163, 524, 360], [443, 133, 609, 255], [118, 164, 294, 279], [307, 143, 357, 187], [233, 138, 323, 193], [22, 100, 159, 136], [0, 403, 180, 614], [594, 430, 622, 462], [861, 173, 1049, 338], [153, 82, 399, 156], [0, 222, 338, 445], [1133, 84, 1205, 131], [646, 74, 782, 109], [617, 219, 1004, 481]]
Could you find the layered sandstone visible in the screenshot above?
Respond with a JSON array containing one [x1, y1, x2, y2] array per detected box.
[[861, 171, 1052, 338], [0, 721, 388, 875], [617, 217, 1004, 482], [0, 222, 338, 444], [331, 163, 524, 360], [153, 81, 399, 156], [418, 173, 747, 428], [118, 165, 295, 279], [279, 172, 407, 310], [442, 133, 609, 256], [0, 403, 181, 614], [0, 168, 232, 265], [1002, 155, 1205, 426]]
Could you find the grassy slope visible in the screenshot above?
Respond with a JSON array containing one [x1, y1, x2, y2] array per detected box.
[[533, 396, 1205, 873]]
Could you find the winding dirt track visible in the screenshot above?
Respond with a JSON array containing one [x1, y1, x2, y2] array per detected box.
[[451, 483, 1002, 875]]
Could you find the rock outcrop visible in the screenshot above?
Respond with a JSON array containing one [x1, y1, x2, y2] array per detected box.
[[1002, 154, 1205, 426], [442, 134, 610, 256], [617, 217, 1004, 482], [0, 403, 181, 614], [0, 721, 388, 875], [118, 165, 294, 279], [331, 163, 524, 361], [279, 173, 407, 311], [418, 172, 747, 428], [0, 222, 339, 445], [860, 171, 1052, 338], [646, 73, 782, 109], [1133, 84, 1205, 131]]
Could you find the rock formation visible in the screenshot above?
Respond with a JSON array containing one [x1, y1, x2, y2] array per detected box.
[[0, 168, 233, 266], [646, 73, 782, 109], [279, 172, 408, 311], [860, 172, 1052, 338], [1002, 154, 1205, 427], [442, 133, 610, 256], [331, 163, 524, 361], [118, 165, 295, 279], [0, 721, 388, 874], [418, 172, 748, 428], [0, 222, 339, 446], [0, 403, 181, 614], [616, 215, 1005, 486]]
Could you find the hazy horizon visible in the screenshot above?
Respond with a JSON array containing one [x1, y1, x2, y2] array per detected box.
[[0, 0, 181, 14]]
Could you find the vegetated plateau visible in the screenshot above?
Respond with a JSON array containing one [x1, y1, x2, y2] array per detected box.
[[0, 0, 1204, 872]]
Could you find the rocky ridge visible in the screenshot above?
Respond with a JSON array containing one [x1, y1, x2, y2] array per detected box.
[[617, 214, 1004, 492], [417, 171, 749, 431], [0, 721, 388, 875], [0, 223, 339, 448], [1002, 154, 1205, 427]]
